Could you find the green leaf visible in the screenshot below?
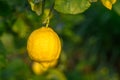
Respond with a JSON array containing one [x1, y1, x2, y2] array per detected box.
[[47, 69, 67, 80], [89, 0, 98, 2], [28, 0, 43, 15], [113, 0, 120, 15], [0, 41, 6, 54], [1, 33, 15, 53], [12, 17, 29, 38], [54, 0, 91, 14]]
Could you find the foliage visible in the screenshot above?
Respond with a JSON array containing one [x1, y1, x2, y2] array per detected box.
[[54, 0, 91, 14], [28, 0, 117, 15], [0, 0, 120, 80]]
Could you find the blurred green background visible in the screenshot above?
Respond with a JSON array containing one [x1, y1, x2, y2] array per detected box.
[[0, 0, 120, 80]]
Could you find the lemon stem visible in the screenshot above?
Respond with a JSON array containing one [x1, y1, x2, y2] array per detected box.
[[45, 17, 50, 27], [45, 0, 54, 27]]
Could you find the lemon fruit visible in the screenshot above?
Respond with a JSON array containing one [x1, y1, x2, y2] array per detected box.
[[27, 27, 61, 62], [32, 60, 58, 75], [32, 62, 47, 75]]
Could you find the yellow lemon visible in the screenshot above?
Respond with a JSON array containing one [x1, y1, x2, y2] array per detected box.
[[101, 0, 116, 10], [32, 60, 58, 75], [32, 62, 47, 75], [27, 27, 61, 62]]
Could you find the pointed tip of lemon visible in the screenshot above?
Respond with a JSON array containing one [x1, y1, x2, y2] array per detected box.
[[106, 1, 112, 10], [112, 0, 117, 4], [32, 62, 46, 75], [106, 6, 112, 10]]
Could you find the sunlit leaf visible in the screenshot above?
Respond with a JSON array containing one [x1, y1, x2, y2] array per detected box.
[[12, 18, 29, 38], [89, 0, 98, 2], [28, 0, 43, 15], [101, 0, 117, 10], [54, 0, 91, 14], [0, 33, 15, 53], [113, 0, 120, 15]]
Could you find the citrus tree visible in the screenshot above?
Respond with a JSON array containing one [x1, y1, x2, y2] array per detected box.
[[0, 0, 120, 80]]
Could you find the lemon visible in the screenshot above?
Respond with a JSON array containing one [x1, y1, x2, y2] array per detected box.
[[32, 62, 47, 75], [27, 27, 61, 62], [32, 60, 58, 75]]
